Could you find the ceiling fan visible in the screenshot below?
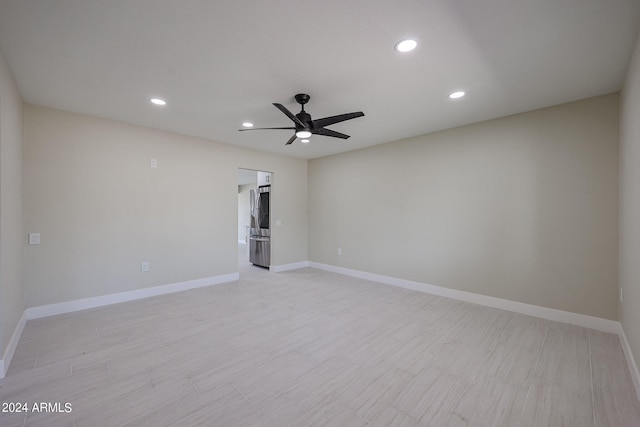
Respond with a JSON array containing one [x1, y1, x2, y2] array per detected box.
[[239, 94, 364, 145]]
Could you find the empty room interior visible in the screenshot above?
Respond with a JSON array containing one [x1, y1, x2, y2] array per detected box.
[[2, 1, 640, 426]]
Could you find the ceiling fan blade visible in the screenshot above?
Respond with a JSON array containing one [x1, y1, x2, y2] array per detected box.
[[238, 127, 295, 131], [273, 103, 306, 127], [313, 127, 350, 139], [312, 111, 364, 128], [285, 134, 297, 145]]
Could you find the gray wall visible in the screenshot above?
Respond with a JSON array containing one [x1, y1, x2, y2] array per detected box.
[[309, 94, 619, 320], [620, 33, 640, 377], [23, 105, 307, 307], [0, 47, 24, 361]]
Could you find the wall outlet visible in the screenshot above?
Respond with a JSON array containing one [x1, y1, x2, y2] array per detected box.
[[141, 261, 149, 272], [337, 248, 342, 256], [28, 233, 41, 245], [150, 158, 158, 168]]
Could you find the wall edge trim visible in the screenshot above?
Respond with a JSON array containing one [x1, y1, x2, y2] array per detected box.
[[619, 325, 640, 402], [0, 311, 28, 378], [270, 261, 311, 273], [308, 262, 620, 333], [25, 273, 239, 320], [2, 273, 239, 376]]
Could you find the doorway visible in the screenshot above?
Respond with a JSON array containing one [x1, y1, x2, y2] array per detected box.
[[237, 168, 272, 272]]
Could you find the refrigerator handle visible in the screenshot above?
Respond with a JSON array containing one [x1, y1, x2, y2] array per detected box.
[[250, 189, 258, 229], [255, 190, 262, 228]]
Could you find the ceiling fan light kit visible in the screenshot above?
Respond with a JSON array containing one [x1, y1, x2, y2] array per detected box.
[[239, 93, 364, 145]]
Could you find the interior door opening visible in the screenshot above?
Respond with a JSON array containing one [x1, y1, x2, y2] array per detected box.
[[237, 168, 272, 272]]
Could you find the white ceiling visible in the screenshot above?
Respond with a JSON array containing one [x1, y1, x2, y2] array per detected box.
[[1, 0, 638, 160]]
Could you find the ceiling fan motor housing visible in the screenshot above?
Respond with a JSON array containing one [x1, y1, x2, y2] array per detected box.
[[295, 111, 313, 131]]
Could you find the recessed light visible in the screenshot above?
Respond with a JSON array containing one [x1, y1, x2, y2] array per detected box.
[[150, 98, 167, 106], [242, 122, 254, 128], [301, 139, 310, 143], [395, 39, 417, 53], [296, 130, 312, 139], [449, 91, 465, 99]]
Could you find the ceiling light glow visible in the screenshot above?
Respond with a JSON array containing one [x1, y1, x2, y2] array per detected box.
[[449, 91, 465, 99], [296, 130, 312, 139], [150, 98, 167, 106], [242, 122, 254, 128], [301, 139, 310, 143], [395, 39, 417, 53]]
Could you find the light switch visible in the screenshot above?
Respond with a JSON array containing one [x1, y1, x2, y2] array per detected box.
[[275, 220, 282, 227], [29, 233, 41, 245]]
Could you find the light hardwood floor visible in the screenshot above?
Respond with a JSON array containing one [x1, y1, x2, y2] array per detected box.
[[1, 258, 639, 426]]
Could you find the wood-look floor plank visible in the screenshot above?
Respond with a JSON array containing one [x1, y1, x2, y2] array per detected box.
[[369, 406, 424, 427], [0, 263, 638, 426], [518, 322, 594, 427], [590, 330, 640, 427]]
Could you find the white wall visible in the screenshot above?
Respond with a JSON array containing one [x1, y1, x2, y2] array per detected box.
[[23, 105, 307, 307], [309, 94, 619, 320], [620, 33, 640, 376], [0, 47, 24, 363]]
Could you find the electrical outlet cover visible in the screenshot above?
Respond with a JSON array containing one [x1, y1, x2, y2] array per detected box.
[[28, 233, 41, 245]]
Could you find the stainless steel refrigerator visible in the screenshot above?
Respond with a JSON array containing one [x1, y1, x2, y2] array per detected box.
[[249, 186, 270, 267]]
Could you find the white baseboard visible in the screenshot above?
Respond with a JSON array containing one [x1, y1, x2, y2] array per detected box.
[[25, 273, 239, 320], [619, 326, 640, 402], [308, 262, 620, 334], [0, 311, 27, 378], [270, 261, 310, 273], [306, 261, 640, 403], [1, 273, 239, 377], [5, 260, 638, 400]]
